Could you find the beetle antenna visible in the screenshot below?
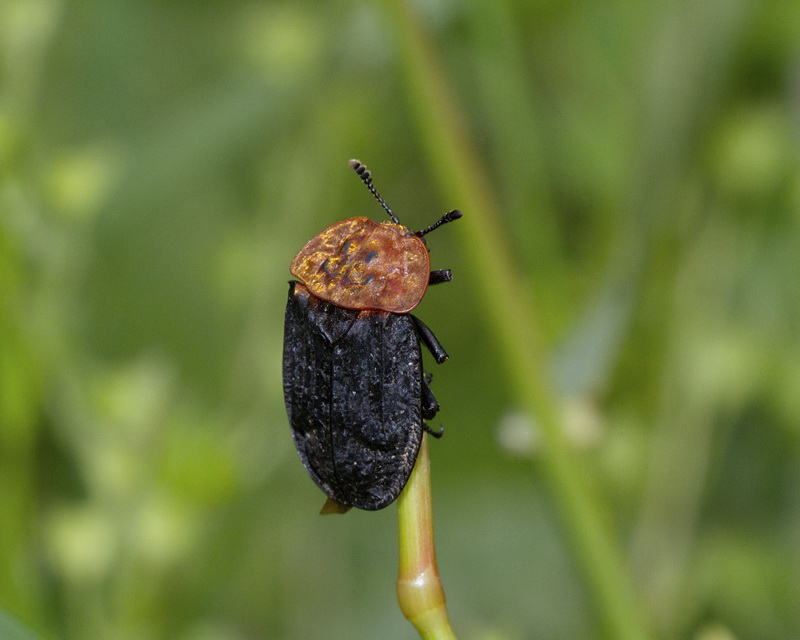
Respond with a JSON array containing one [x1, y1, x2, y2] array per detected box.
[[415, 209, 463, 237], [349, 159, 401, 225]]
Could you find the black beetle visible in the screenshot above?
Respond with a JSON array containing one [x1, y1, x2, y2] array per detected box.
[[283, 159, 461, 511]]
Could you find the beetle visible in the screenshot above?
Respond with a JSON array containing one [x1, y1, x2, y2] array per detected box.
[[283, 159, 461, 512]]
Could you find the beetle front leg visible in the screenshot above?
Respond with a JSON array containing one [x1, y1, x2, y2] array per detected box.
[[410, 315, 448, 364], [428, 269, 452, 285]]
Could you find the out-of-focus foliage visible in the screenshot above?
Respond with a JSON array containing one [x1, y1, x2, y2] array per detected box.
[[1, 0, 798, 638]]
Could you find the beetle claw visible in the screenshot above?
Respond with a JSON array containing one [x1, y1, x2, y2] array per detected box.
[[424, 423, 445, 439]]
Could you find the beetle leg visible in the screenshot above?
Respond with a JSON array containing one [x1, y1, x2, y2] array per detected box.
[[428, 269, 452, 285], [421, 372, 444, 438], [410, 315, 448, 364], [421, 375, 440, 420], [424, 423, 445, 439]]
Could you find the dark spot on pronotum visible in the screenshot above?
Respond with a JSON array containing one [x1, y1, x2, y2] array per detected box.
[[362, 273, 375, 286], [341, 241, 351, 254], [320, 258, 329, 272], [365, 250, 377, 263]]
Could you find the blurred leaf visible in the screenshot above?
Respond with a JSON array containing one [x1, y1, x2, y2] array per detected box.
[[0, 611, 45, 640]]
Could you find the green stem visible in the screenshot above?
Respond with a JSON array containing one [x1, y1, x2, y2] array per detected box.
[[386, 2, 654, 639], [397, 435, 457, 640]]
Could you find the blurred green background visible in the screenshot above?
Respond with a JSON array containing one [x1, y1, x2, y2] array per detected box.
[[2, 0, 799, 639]]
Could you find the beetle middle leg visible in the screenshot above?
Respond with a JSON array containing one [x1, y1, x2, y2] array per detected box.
[[410, 315, 448, 364]]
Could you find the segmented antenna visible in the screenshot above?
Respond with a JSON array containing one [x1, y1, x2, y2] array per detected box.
[[349, 159, 401, 225], [415, 209, 463, 237]]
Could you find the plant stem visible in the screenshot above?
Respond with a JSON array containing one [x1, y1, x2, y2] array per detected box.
[[385, 2, 654, 639], [397, 435, 457, 640]]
